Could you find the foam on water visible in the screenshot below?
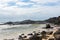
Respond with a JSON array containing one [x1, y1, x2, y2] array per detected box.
[[0, 24, 46, 40]]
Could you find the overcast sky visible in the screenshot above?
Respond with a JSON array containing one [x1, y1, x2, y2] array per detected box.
[[0, 0, 60, 22]]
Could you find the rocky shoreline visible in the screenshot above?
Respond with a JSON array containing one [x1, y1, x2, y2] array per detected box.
[[3, 24, 60, 40]]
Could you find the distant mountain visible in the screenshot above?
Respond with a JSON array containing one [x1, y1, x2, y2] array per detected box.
[[4, 20, 46, 25], [46, 16, 60, 25], [4, 16, 60, 25]]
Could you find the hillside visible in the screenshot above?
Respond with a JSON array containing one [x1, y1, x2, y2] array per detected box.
[[46, 16, 60, 25], [3, 16, 60, 25], [4, 20, 46, 25]]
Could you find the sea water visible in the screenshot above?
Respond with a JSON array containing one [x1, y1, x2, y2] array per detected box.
[[0, 24, 47, 40]]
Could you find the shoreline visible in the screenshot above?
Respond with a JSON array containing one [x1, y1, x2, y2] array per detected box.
[[3, 28, 60, 40], [0, 24, 60, 40]]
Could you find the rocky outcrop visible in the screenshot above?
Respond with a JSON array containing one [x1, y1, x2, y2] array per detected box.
[[54, 29, 60, 40]]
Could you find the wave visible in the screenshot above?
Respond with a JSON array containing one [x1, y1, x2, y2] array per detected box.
[[0, 24, 31, 30]]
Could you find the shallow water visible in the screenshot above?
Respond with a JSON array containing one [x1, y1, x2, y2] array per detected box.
[[0, 24, 50, 40]]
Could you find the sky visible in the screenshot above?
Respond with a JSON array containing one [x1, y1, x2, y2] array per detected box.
[[0, 0, 60, 22]]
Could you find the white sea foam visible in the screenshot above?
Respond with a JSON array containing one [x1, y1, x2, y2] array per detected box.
[[0, 24, 46, 40]]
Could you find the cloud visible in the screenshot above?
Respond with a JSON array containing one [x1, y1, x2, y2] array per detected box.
[[0, 0, 60, 8], [0, 0, 60, 22], [42, 1, 60, 6]]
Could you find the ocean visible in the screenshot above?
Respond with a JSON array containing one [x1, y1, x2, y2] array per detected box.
[[0, 24, 51, 40]]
